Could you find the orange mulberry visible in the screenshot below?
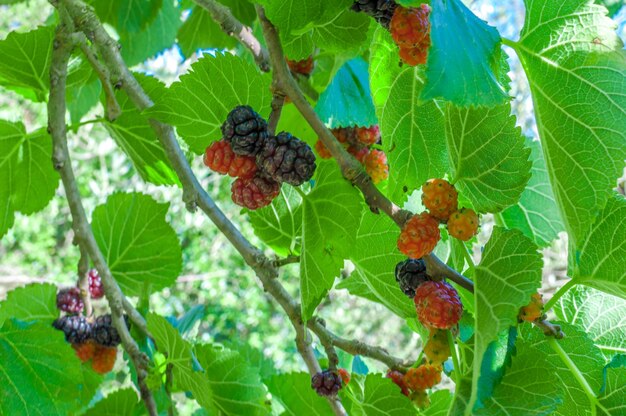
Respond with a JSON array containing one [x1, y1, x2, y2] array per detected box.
[[397, 213, 440, 259], [447, 208, 479, 241], [421, 179, 458, 221]]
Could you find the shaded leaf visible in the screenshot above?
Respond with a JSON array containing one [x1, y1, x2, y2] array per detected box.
[[0, 283, 57, 327]]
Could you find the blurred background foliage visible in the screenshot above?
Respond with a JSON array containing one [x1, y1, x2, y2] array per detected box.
[[0, 0, 625, 385]]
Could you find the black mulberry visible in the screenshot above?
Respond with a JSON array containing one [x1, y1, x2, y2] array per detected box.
[[256, 132, 316, 186], [92, 314, 130, 347], [221, 105, 268, 156], [395, 258, 429, 298], [351, 0, 398, 29], [53, 315, 92, 344], [311, 370, 342, 397]]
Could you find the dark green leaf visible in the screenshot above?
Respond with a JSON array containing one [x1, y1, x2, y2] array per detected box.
[[266, 372, 332, 415], [0, 283, 57, 327], [177, 6, 237, 59], [84, 388, 139, 416]]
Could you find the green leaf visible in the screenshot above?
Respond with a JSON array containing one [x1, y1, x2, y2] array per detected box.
[[193, 344, 268, 416], [519, 323, 605, 416], [345, 374, 415, 415], [66, 57, 102, 124], [300, 162, 361, 320], [119, 0, 180, 66], [596, 0, 623, 16], [91, 192, 182, 296], [104, 74, 180, 186], [515, 0, 626, 246], [422, 0, 507, 106], [249, 186, 303, 257], [266, 372, 332, 415], [0, 186, 13, 238], [0, 283, 57, 327], [257, 0, 353, 35], [315, 58, 378, 128], [446, 103, 531, 213], [574, 195, 626, 299], [599, 355, 626, 413], [117, 0, 163, 33], [83, 388, 139, 416], [0, 320, 89, 415], [0, 121, 60, 237], [496, 138, 564, 247], [471, 227, 542, 410], [476, 328, 517, 406], [556, 285, 626, 358], [475, 340, 563, 415], [310, 10, 370, 55], [147, 53, 271, 154], [0, 26, 53, 102], [369, 27, 404, 118], [420, 390, 453, 416], [347, 212, 415, 319], [177, 6, 237, 59]]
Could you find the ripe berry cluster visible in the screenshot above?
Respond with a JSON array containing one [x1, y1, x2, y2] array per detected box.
[[52, 270, 128, 374], [205, 106, 316, 210], [311, 368, 350, 397], [398, 178, 479, 260], [315, 125, 389, 184], [390, 4, 432, 66]]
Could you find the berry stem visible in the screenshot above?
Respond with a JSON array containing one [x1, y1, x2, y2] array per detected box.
[[76, 245, 93, 317], [447, 330, 461, 386], [268, 87, 285, 136], [543, 278, 576, 312]]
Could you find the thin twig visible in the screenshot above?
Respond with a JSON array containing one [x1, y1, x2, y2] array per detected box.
[[255, 6, 474, 294], [47, 14, 157, 416], [76, 244, 92, 317], [273, 255, 300, 268], [268, 83, 285, 136], [534, 316, 565, 339], [192, 0, 270, 72]]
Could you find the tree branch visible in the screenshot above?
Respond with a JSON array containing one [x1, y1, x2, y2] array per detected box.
[[76, 243, 92, 317], [192, 0, 270, 72], [47, 15, 157, 416], [255, 6, 475, 294]]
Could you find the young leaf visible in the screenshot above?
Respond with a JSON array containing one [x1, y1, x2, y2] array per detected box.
[[574, 195, 626, 299], [266, 372, 333, 415], [471, 227, 542, 411], [496, 138, 564, 248], [83, 388, 139, 416], [300, 162, 361, 320], [177, 6, 237, 59], [421, 0, 507, 106], [146, 53, 271, 154], [516, 0, 626, 246], [556, 285, 626, 358], [446, 103, 531, 213], [91, 192, 183, 296], [0, 26, 53, 102], [104, 74, 180, 186], [315, 58, 378, 129], [0, 283, 57, 327]]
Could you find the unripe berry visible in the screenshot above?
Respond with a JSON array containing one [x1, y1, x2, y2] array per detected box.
[[315, 140, 333, 159], [72, 340, 96, 363], [348, 145, 370, 163], [91, 344, 117, 374], [423, 329, 451, 365], [518, 293, 544, 322], [56, 287, 84, 314], [355, 125, 380, 146], [231, 174, 281, 210], [390, 5, 432, 66], [286, 56, 315, 76], [414, 281, 463, 330], [364, 149, 389, 184], [397, 213, 440, 259], [204, 140, 257, 179], [421, 179, 458, 221], [447, 208, 479, 241], [338, 368, 351, 385], [405, 364, 442, 390], [410, 389, 431, 409], [386, 370, 410, 396], [88, 269, 104, 299]]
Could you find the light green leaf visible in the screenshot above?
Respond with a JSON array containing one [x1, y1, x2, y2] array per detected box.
[[0, 26, 53, 102], [575, 195, 626, 299], [0, 320, 89, 415], [422, 0, 507, 106], [300, 162, 361, 320], [446, 103, 531, 213], [556, 284, 626, 358], [91, 192, 182, 296], [315, 58, 378, 129], [146, 53, 271, 154], [420, 390, 453, 416], [257, 0, 352, 35], [347, 212, 415, 319], [177, 6, 237, 59], [249, 186, 302, 257], [311, 10, 370, 55], [471, 227, 542, 410], [0, 186, 13, 238], [598, 355, 626, 413], [266, 372, 332, 415], [83, 388, 139, 416], [496, 138, 564, 247], [346, 375, 415, 415], [104, 74, 180, 186], [282, 32, 315, 62], [336, 272, 382, 305], [475, 340, 563, 415], [516, 0, 626, 246], [369, 27, 404, 119], [0, 283, 57, 327], [193, 344, 269, 416]]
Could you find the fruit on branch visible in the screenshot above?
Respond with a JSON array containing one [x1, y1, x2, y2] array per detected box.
[[386, 370, 410, 396], [72, 340, 96, 363], [256, 132, 316, 186], [351, 0, 398, 29], [311, 369, 343, 397], [91, 344, 117, 374], [347, 144, 370, 163], [53, 315, 93, 344], [397, 212, 441, 259], [338, 368, 351, 385], [518, 292, 544, 323], [422, 179, 458, 221], [331, 127, 352, 144], [414, 281, 463, 329], [447, 208, 479, 241], [92, 314, 130, 347], [390, 4, 432, 66], [364, 149, 389, 184], [56, 287, 84, 314], [88, 269, 104, 299], [395, 258, 429, 298], [221, 105, 268, 156], [355, 125, 381, 146], [231, 174, 281, 210], [410, 389, 430, 409], [423, 329, 451, 365], [286, 56, 315, 77], [405, 364, 442, 390], [203, 140, 257, 179], [315, 140, 333, 159]]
